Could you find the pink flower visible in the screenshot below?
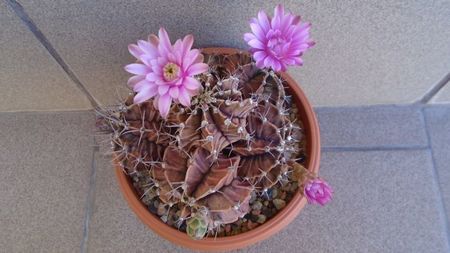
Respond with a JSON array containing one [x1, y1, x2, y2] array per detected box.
[[125, 28, 208, 118], [304, 179, 333, 206], [244, 4, 314, 71]]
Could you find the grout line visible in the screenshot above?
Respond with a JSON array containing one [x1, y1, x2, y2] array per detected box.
[[80, 139, 99, 253], [420, 108, 450, 251], [5, 0, 100, 109], [321, 145, 429, 152], [0, 109, 94, 115], [417, 72, 450, 104]]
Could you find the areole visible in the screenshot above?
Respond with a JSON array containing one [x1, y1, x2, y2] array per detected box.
[[114, 47, 321, 252]]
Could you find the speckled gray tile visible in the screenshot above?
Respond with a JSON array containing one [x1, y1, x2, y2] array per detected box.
[[88, 149, 448, 253], [235, 150, 449, 253], [316, 105, 428, 149], [425, 105, 450, 228], [431, 82, 450, 104], [0, 111, 95, 252], [0, 1, 91, 111], [86, 153, 191, 253], [17, 1, 450, 107]]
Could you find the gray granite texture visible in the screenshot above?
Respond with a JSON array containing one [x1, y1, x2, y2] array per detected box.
[[425, 105, 450, 231], [432, 82, 450, 104], [0, 111, 94, 252], [0, 1, 91, 111], [317, 106, 428, 149], [12, 0, 450, 107], [1, 104, 450, 252]]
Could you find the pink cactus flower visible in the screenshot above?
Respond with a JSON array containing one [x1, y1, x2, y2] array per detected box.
[[304, 179, 333, 206], [125, 28, 208, 118], [244, 4, 314, 72]]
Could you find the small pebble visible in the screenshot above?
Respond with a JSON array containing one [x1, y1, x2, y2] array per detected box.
[[249, 192, 257, 203], [263, 200, 269, 206], [280, 191, 287, 200], [251, 209, 261, 216], [157, 204, 166, 216], [273, 199, 286, 210], [225, 225, 231, 233], [271, 188, 278, 199], [256, 215, 267, 224], [252, 201, 263, 210], [250, 214, 259, 223], [247, 221, 258, 230]]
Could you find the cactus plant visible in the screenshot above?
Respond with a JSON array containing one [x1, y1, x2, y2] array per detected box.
[[97, 51, 314, 239], [96, 5, 332, 242]]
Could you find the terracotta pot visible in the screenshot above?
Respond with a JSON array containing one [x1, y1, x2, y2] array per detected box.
[[114, 47, 321, 252]]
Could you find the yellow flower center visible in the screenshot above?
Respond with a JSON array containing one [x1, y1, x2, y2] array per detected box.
[[163, 63, 180, 81]]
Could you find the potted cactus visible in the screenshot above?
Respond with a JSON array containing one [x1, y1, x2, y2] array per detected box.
[[96, 4, 332, 251]]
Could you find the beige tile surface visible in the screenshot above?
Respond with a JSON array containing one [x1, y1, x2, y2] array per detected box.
[[0, 111, 94, 252], [0, 2, 91, 111], [87, 153, 189, 253], [89, 149, 449, 252], [16, 0, 450, 107], [431, 83, 450, 103]]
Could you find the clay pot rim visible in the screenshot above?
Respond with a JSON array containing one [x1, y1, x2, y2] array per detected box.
[[114, 47, 321, 252]]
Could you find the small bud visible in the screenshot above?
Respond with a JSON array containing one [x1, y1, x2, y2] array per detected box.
[[224, 118, 231, 126], [206, 135, 214, 142], [225, 100, 231, 106], [201, 120, 208, 128]]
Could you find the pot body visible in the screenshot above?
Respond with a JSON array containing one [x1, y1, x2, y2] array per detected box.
[[114, 47, 321, 252]]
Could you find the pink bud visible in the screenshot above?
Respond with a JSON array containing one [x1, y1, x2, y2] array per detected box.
[[304, 179, 333, 206]]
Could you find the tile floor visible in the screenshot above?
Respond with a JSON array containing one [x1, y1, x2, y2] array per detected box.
[[1, 105, 449, 253]]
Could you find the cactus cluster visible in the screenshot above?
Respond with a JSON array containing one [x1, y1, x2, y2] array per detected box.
[[97, 51, 308, 239]]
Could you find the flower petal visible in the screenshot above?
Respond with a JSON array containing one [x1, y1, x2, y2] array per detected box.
[[184, 77, 201, 90], [158, 85, 170, 95], [178, 86, 191, 107], [181, 34, 194, 57], [243, 33, 257, 42], [158, 94, 172, 118], [134, 79, 151, 92], [128, 44, 143, 59], [248, 39, 265, 50], [250, 22, 265, 41], [257, 10, 271, 32], [124, 63, 150, 75], [253, 51, 267, 62], [133, 86, 157, 103], [127, 75, 145, 88], [169, 86, 179, 98], [137, 40, 158, 58], [148, 34, 159, 47], [158, 27, 172, 52], [187, 63, 208, 76]]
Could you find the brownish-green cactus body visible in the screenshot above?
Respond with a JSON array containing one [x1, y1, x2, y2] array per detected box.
[[96, 51, 306, 238]]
